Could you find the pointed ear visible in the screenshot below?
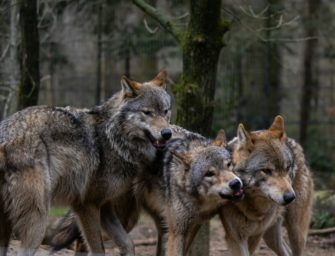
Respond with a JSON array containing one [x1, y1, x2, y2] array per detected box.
[[212, 130, 227, 147], [150, 69, 167, 89], [269, 115, 286, 140], [121, 76, 141, 97], [237, 124, 253, 148], [172, 150, 193, 167]]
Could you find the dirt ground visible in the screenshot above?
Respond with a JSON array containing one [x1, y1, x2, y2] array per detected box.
[[7, 214, 335, 255]]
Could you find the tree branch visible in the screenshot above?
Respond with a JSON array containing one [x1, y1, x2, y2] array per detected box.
[[132, 0, 183, 44]]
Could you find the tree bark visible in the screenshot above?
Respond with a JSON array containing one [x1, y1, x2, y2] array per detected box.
[[17, 0, 40, 110], [175, 0, 226, 136], [299, 0, 320, 145], [133, 1, 228, 255]]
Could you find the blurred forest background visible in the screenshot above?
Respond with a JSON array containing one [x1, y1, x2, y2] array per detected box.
[[0, 0, 335, 231]]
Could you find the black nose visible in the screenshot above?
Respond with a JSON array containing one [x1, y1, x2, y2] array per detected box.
[[229, 179, 242, 191], [161, 128, 172, 141], [283, 192, 296, 205]]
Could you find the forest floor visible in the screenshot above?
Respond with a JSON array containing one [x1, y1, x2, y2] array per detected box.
[[7, 214, 335, 255]]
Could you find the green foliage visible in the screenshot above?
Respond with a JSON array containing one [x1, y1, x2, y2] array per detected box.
[[305, 129, 335, 189], [312, 191, 335, 229], [50, 207, 68, 217]]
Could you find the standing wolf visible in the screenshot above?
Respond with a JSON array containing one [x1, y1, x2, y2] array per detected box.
[[220, 116, 314, 256], [49, 129, 244, 256], [0, 71, 172, 256]]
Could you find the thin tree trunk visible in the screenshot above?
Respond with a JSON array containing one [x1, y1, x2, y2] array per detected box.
[[263, 1, 282, 127], [17, 0, 40, 110], [3, 0, 18, 117], [299, 0, 320, 145], [96, 2, 103, 105]]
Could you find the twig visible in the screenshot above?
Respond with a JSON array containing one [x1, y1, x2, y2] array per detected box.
[[309, 227, 335, 236], [134, 238, 157, 246], [143, 19, 159, 34], [132, 0, 183, 44]]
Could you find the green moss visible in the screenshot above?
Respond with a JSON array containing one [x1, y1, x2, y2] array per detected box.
[[50, 207, 68, 217]]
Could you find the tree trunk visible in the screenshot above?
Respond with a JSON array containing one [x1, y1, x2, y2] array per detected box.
[[175, 0, 226, 136], [263, 1, 282, 127], [299, 0, 320, 145], [17, 0, 40, 110], [133, 1, 228, 255], [96, 2, 103, 105]]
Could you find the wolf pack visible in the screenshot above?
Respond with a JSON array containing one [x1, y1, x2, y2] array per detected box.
[[0, 71, 313, 256]]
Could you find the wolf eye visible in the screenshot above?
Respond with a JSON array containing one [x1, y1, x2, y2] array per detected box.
[[205, 170, 216, 177], [262, 169, 272, 176], [142, 110, 153, 116], [227, 161, 232, 168], [164, 109, 169, 115]]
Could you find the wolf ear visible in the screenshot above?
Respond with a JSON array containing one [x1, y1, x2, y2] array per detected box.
[[269, 115, 287, 141], [121, 76, 141, 97], [172, 150, 193, 167], [150, 69, 167, 89], [212, 130, 227, 147], [237, 124, 253, 148]]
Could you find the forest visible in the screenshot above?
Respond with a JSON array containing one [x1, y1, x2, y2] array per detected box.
[[0, 0, 335, 255]]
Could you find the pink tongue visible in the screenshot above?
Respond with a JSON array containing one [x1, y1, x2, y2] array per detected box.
[[233, 189, 243, 196]]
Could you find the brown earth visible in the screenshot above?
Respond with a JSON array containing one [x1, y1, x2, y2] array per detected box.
[[7, 214, 335, 255]]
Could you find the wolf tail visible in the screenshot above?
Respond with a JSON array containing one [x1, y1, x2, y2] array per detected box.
[[48, 211, 82, 252]]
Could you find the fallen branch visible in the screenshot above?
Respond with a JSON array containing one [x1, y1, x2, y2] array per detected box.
[[134, 238, 157, 246], [309, 227, 335, 236]]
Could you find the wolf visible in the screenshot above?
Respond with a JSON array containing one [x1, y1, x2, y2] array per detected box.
[[0, 70, 173, 256], [49, 129, 244, 256], [164, 130, 244, 256], [220, 116, 314, 256]]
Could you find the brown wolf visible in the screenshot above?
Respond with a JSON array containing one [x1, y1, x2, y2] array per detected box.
[[0, 71, 172, 256], [220, 116, 314, 256], [49, 129, 244, 256]]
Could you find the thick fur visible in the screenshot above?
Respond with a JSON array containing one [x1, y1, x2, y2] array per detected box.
[[0, 71, 172, 256], [49, 128, 244, 256], [220, 116, 314, 256]]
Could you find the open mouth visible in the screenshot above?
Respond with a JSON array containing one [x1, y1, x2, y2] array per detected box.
[[220, 188, 244, 201], [144, 129, 168, 150]]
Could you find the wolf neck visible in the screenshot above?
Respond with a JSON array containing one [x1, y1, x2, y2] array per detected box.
[[101, 111, 155, 168], [234, 188, 279, 221]]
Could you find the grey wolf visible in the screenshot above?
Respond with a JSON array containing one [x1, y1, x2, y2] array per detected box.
[[220, 115, 314, 256], [0, 70, 172, 256], [49, 129, 244, 256]]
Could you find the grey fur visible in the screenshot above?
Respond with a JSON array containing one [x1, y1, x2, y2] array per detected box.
[[0, 72, 171, 256]]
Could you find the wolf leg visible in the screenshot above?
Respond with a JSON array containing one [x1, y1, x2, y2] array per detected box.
[[263, 221, 291, 256], [184, 223, 201, 253], [0, 196, 12, 256], [100, 204, 135, 256], [285, 205, 310, 256], [73, 204, 104, 255], [247, 234, 263, 255]]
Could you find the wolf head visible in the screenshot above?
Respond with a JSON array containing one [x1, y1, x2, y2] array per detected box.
[[171, 130, 243, 203], [103, 71, 172, 161], [232, 116, 296, 206]]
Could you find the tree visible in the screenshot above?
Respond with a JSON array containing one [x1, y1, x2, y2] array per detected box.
[[299, 0, 320, 145], [17, 0, 40, 110], [133, 0, 229, 255]]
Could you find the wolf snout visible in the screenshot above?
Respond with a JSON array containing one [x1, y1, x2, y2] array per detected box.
[[283, 191, 296, 205], [160, 128, 172, 140], [229, 179, 242, 191]]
